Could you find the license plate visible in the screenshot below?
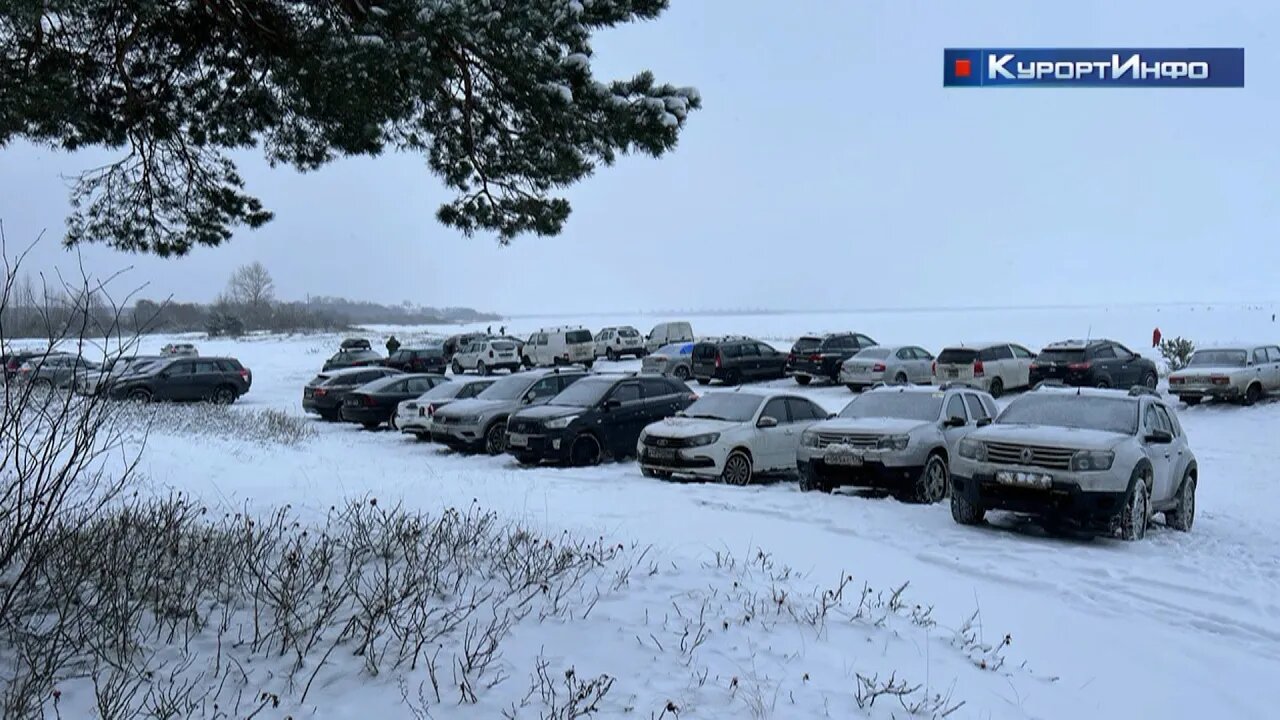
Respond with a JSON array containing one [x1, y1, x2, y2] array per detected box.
[[825, 449, 863, 466], [946, 368, 959, 378], [995, 470, 1052, 489], [508, 433, 528, 447], [648, 447, 676, 460]]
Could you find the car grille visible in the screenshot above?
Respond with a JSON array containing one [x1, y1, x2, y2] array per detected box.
[[642, 434, 701, 449], [507, 420, 541, 434], [983, 442, 1075, 470], [814, 433, 880, 450]]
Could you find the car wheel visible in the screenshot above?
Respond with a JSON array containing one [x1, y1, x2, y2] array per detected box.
[[641, 467, 672, 480], [514, 453, 540, 467], [583, 360, 594, 370], [1244, 382, 1262, 406], [950, 487, 985, 525], [911, 453, 949, 504], [362, 421, 381, 431], [1182, 396, 1201, 406], [32, 377, 53, 390], [794, 375, 811, 386], [522, 356, 533, 368], [570, 434, 601, 467], [1095, 378, 1111, 389], [477, 361, 489, 376], [696, 378, 710, 386], [673, 365, 690, 380], [1166, 471, 1196, 532], [845, 384, 859, 392], [127, 388, 152, 403], [988, 377, 1004, 398], [798, 472, 832, 494], [1142, 372, 1158, 390], [893, 372, 908, 386], [720, 451, 753, 486], [452, 360, 464, 375], [726, 369, 742, 386], [413, 432, 431, 442], [388, 414, 398, 430], [211, 385, 237, 405], [606, 348, 616, 361], [1118, 467, 1151, 541], [483, 423, 507, 456]]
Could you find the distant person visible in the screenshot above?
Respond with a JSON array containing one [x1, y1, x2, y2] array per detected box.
[[486, 325, 492, 335], [1152, 327, 1162, 348], [1273, 313, 1276, 322], [499, 325, 506, 335], [386, 335, 401, 354]]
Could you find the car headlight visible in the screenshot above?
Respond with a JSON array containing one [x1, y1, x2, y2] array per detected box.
[[877, 434, 910, 451], [1070, 450, 1114, 472], [801, 430, 820, 448], [957, 438, 987, 461], [687, 432, 720, 447], [544, 415, 578, 430], [457, 415, 480, 424]]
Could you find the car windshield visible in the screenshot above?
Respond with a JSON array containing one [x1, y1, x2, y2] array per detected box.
[[937, 348, 978, 364], [855, 347, 890, 359], [549, 378, 615, 406], [478, 374, 539, 401], [791, 337, 821, 353], [564, 330, 592, 344], [1188, 350, 1247, 367], [839, 392, 943, 421], [1036, 348, 1086, 363], [618, 327, 640, 338], [681, 393, 763, 422], [997, 394, 1138, 434]]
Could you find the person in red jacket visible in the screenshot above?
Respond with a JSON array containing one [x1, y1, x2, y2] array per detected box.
[[1152, 327, 1162, 348]]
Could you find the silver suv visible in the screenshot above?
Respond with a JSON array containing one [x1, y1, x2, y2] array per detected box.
[[797, 384, 997, 502], [949, 386, 1197, 540], [430, 368, 586, 454]]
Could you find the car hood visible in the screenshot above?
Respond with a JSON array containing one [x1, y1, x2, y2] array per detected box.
[[1170, 365, 1243, 377], [644, 417, 739, 437], [809, 417, 932, 435], [434, 398, 512, 417], [971, 424, 1129, 451], [512, 404, 584, 422]]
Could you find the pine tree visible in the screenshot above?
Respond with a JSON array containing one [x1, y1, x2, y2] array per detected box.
[[0, 0, 700, 256]]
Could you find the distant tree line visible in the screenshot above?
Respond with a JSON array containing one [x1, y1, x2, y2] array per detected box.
[[1, 262, 500, 340]]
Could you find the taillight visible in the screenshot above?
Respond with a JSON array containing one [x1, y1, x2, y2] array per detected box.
[[808, 354, 822, 362], [715, 353, 722, 368], [1029, 363, 1039, 370], [872, 363, 886, 372], [1067, 362, 1091, 371], [427, 403, 436, 416], [973, 360, 984, 377], [364, 395, 377, 406], [787, 353, 795, 362], [313, 388, 327, 397], [238, 369, 249, 380]]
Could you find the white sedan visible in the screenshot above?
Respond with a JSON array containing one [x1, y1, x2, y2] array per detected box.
[[637, 388, 830, 485]]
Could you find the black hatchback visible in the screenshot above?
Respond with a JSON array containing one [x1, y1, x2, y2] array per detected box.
[[108, 357, 252, 404], [691, 337, 788, 386], [785, 332, 877, 385], [384, 347, 447, 374], [1029, 339, 1159, 390], [341, 374, 449, 429]]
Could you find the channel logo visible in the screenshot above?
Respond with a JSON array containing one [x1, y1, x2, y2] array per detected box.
[[944, 48, 1245, 87]]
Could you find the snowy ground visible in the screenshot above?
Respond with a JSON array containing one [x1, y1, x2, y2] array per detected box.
[[18, 303, 1280, 718]]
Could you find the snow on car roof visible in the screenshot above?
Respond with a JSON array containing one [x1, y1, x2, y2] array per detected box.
[[1195, 343, 1276, 351], [864, 384, 948, 395], [940, 341, 1013, 350], [711, 386, 797, 399], [1030, 385, 1141, 401]]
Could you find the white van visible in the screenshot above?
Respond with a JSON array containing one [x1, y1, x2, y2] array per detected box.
[[524, 326, 596, 368], [644, 321, 694, 354]]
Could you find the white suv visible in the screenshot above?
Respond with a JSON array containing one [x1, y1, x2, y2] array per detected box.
[[1167, 344, 1280, 406], [933, 342, 1036, 398], [451, 338, 521, 375], [594, 326, 646, 360], [524, 326, 595, 368], [637, 389, 829, 485], [950, 386, 1197, 540]]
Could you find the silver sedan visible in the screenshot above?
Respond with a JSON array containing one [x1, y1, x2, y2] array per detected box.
[[838, 345, 934, 391]]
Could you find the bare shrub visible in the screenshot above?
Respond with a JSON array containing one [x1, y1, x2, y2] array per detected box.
[[111, 403, 316, 447], [1158, 336, 1196, 373]]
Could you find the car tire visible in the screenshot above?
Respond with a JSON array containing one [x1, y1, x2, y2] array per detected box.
[[673, 366, 690, 380], [127, 388, 152, 403], [893, 372, 908, 386], [696, 378, 710, 386], [1166, 471, 1196, 532], [988, 377, 1004, 398], [794, 375, 811, 386], [726, 369, 742, 386], [583, 360, 594, 370], [1142, 372, 1158, 390], [452, 360, 464, 375], [362, 421, 381, 431], [389, 414, 398, 430], [477, 361, 489, 376], [514, 453, 540, 467], [522, 356, 533, 369], [1096, 378, 1111, 389], [32, 377, 53, 390], [1182, 396, 1201, 406], [413, 432, 431, 442], [606, 348, 616, 361], [720, 451, 753, 486], [211, 385, 237, 405], [570, 434, 601, 467], [950, 487, 985, 525], [483, 422, 507, 456], [641, 467, 672, 480], [798, 470, 832, 493], [637, 349, 648, 358], [845, 384, 859, 392], [1244, 382, 1262, 406], [911, 453, 949, 504], [1118, 466, 1152, 541]]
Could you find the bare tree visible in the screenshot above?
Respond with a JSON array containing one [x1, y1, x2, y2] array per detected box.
[[226, 262, 275, 311]]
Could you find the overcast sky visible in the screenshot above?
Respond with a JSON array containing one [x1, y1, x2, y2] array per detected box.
[[1, 0, 1275, 315]]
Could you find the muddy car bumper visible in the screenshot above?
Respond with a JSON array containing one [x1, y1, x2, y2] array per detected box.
[[797, 458, 924, 490], [951, 472, 1128, 530]]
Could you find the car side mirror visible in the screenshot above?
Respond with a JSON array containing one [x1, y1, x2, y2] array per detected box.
[[602, 398, 621, 410], [757, 415, 778, 428], [945, 415, 966, 428], [828, 412, 838, 419], [976, 417, 993, 427], [1145, 429, 1173, 444]]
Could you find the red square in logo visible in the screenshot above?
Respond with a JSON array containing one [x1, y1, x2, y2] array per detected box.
[[954, 59, 972, 77]]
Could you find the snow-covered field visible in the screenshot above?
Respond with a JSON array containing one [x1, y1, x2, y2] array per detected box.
[[19, 303, 1280, 718]]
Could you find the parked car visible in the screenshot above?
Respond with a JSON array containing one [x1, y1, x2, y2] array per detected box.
[[303, 366, 403, 420], [691, 336, 788, 386], [644, 321, 694, 354], [108, 357, 251, 404], [933, 342, 1037, 397], [322, 348, 384, 371], [452, 337, 522, 375], [594, 326, 646, 360], [637, 389, 828, 484], [431, 367, 588, 454], [161, 343, 199, 357], [396, 378, 496, 440], [641, 342, 694, 380], [341, 337, 372, 351], [839, 345, 934, 390], [506, 374, 696, 467], [786, 332, 878, 385], [1028, 339, 1158, 391], [950, 386, 1197, 540], [443, 333, 487, 362], [796, 384, 997, 502], [3, 350, 46, 381], [383, 346, 447, 374], [74, 355, 164, 396], [1167, 344, 1280, 405], [23, 353, 99, 389], [340, 374, 450, 429], [522, 326, 595, 368]]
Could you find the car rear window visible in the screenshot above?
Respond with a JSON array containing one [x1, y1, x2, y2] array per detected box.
[[491, 341, 516, 351], [1187, 350, 1247, 367], [1036, 348, 1086, 363], [791, 337, 821, 353], [619, 327, 640, 338], [855, 347, 890, 359], [692, 343, 718, 360], [937, 348, 978, 364], [564, 330, 592, 344]]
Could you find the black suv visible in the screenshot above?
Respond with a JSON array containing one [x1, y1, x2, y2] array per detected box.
[[303, 366, 403, 420], [786, 332, 878, 385], [1029, 339, 1159, 390], [690, 337, 788, 385], [109, 357, 252, 403], [322, 348, 384, 371], [383, 347, 446, 373], [505, 374, 695, 466]]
